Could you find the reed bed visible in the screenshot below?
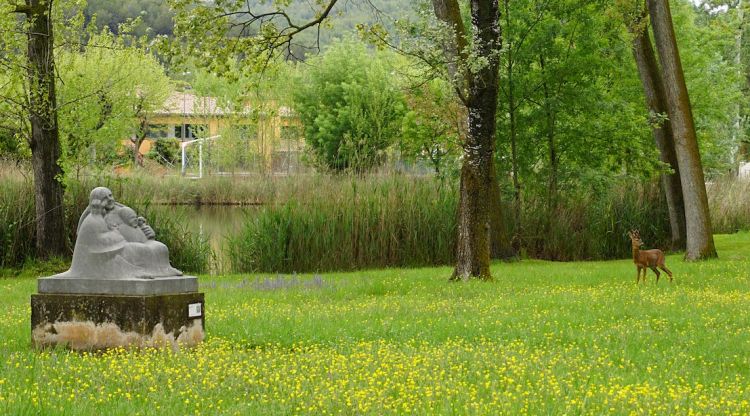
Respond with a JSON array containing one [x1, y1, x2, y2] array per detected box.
[[707, 178, 750, 234], [226, 176, 458, 273], [521, 181, 671, 261], [0, 169, 212, 272], [226, 178, 672, 273], [3, 162, 750, 273]]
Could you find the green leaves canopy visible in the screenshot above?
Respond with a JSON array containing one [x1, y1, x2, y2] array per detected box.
[[293, 39, 405, 172]]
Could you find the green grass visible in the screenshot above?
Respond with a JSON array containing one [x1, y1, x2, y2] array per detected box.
[[1, 233, 750, 415]]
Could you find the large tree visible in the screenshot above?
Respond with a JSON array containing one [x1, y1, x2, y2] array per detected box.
[[55, 31, 173, 173], [624, 2, 687, 250], [9, 0, 67, 259], [430, 0, 501, 279], [648, 0, 717, 259], [172, 0, 504, 279]]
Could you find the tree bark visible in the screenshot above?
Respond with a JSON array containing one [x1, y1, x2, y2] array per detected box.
[[504, 0, 522, 254], [24, 0, 67, 259], [433, 0, 501, 279], [648, 0, 716, 259], [131, 117, 148, 167], [630, 20, 687, 250], [539, 55, 558, 208], [452, 0, 501, 280]]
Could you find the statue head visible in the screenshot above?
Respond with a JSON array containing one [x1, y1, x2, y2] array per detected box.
[[117, 207, 140, 228], [89, 199, 105, 216], [89, 187, 116, 213]]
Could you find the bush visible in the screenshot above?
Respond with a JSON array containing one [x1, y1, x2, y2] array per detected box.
[[147, 138, 181, 166], [294, 38, 405, 172]]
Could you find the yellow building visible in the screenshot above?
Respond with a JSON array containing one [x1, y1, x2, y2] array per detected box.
[[141, 91, 304, 175]]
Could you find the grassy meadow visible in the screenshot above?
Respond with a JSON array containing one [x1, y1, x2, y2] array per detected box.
[[1, 233, 749, 415]]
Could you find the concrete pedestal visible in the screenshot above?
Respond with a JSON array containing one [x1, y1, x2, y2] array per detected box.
[[31, 276, 204, 350]]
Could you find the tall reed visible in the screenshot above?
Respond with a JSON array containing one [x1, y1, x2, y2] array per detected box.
[[0, 172, 212, 272], [0, 178, 36, 267], [4, 159, 750, 273], [707, 178, 750, 234], [521, 181, 671, 261], [226, 178, 672, 273], [226, 176, 458, 273]]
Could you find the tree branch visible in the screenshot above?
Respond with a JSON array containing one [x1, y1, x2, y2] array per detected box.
[[431, 0, 470, 103]]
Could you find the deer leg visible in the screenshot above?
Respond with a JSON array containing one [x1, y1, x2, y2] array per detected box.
[[660, 265, 673, 282], [640, 266, 647, 284], [636, 267, 641, 284], [651, 266, 660, 283]]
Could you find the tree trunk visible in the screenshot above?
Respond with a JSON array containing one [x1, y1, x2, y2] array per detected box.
[[504, 0, 522, 254], [452, 0, 501, 280], [631, 22, 687, 250], [648, 0, 716, 259], [432, 0, 503, 278], [539, 55, 558, 208], [24, 0, 67, 259], [131, 117, 148, 167]]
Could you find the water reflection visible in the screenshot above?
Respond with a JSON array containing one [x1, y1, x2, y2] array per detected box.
[[153, 204, 259, 272]]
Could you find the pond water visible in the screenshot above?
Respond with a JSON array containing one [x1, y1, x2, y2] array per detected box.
[[152, 204, 259, 272]]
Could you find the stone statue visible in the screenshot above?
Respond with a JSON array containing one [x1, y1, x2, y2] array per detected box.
[[56, 187, 182, 280]]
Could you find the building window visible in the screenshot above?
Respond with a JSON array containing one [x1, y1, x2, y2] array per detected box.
[[175, 124, 188, 140], [174, 124, 209, 140], [147, 124, 170, 139]]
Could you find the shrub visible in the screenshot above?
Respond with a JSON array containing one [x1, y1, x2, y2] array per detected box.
[[147, 138, 181, 166], [294, 38, 405, 172]]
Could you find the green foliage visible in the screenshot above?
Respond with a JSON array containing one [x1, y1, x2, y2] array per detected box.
[[85, 0, 174, 36], [0, 2, 31, 160], [400, 79, 462, 178], [0, 130, 27, 161], [169, 0, 415, 69], [673, 1, 744, 175], [0, 3, 172, 178], [493, 0, 658, 197], [293, 39, 405, 172], [56, 28, 173, 177], [147, 138, 181, 166]]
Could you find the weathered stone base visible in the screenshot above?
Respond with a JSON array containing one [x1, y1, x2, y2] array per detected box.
[[31, 292, 205, 351], [38, 275, 199, 296]]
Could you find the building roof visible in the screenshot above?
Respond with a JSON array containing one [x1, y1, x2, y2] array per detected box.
[[154, 92, 228, 116], [153, 91, 296, 118]]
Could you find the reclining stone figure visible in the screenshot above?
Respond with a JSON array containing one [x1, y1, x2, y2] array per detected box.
[[55, 187, 182, 280]]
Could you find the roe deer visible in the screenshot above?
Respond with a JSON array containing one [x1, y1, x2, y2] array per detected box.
[[627, 230, 673, 284]]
